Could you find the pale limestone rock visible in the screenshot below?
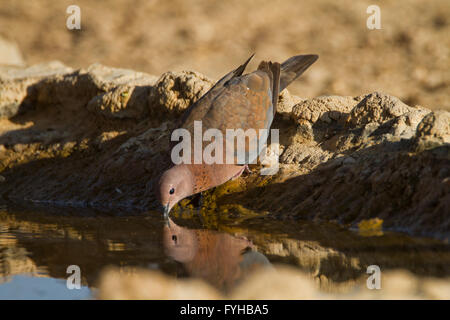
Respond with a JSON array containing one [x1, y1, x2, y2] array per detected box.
[[230, 265, 319, 299], [0, 61, 72, 118], [349, 91, 414, 126], [277, 89, 304, 118], [414, 110, 450, 151], [87, 84, 151, 119], [149, 70, 213, 114], [291, 95, 357, 124], [97, 267, 222, 300], [96, 265, 450, 300]]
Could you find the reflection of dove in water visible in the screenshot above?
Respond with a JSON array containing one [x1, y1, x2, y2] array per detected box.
[[239, 249, 273, 275], [157, 54, 318, 216], [163, 218, 272, 291]]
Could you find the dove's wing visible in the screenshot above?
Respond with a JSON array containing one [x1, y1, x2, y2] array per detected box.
[[179, 54, 254, 129], [201, 62, 280, 164], [175, 56, 283, 165]]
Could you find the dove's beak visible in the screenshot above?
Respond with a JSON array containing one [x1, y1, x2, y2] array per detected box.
[[159, 203, 170, 218], [159, 203, 171, 227]]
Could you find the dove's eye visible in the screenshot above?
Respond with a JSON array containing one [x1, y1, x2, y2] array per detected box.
[[169, 188, 175, 195]]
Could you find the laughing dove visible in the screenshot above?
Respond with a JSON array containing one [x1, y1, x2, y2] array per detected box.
[[157, 54, 318, 216]]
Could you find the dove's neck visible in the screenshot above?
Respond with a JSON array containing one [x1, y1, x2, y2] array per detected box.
[[189, 164, 244, 194]]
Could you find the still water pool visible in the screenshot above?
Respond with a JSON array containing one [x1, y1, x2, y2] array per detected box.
[[1, 204, 449, 299]]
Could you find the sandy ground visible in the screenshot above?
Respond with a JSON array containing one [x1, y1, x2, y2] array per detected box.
[[0, 0, 448, 110]]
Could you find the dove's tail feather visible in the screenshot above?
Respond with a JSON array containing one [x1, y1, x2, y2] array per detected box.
[[257, 60, 281, 111], [234, 53, 255, 77], [279, 54, 318, 91], [219, 53, 255, 86]]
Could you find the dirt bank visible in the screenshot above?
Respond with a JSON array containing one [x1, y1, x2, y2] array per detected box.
[[0, 0, 449, 111], [0, 62, 449, 240]]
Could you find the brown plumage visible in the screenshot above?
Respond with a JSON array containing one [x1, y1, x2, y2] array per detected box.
[[157, 54, 318, 215], [163, 218, 256, 290]]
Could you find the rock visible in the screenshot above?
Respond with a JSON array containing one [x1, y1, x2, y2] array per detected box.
[[380, 270, 418, 297], [87, 84, 151, 119], [349, 92, 414, 126], [230, 265, 319, 299], [0, 37, 25, 67], [32, 64, 157, 113], [276, 89, 304, 119], [148, 70, 213, 115], [0, 62, 159, 119], [96, 265, 450, 299], [97, 267, 222, 300], [281, 143, 331, 168], [0, 61, 72, 118], [414, 110, 450, 152], [389, 108, 431, 139], [291, 95, 357, 125], [0, 61, 71, 80], [422, 278, 450, 300], [85, 63, 158, 89]]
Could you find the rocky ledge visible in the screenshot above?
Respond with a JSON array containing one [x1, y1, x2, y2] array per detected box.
[[0, 62, 448, 240]]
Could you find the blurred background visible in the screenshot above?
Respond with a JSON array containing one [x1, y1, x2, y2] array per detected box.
[[0, 0, 448, 109]]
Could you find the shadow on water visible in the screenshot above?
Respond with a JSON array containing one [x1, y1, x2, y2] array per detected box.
[[0, 203, 449, 299]]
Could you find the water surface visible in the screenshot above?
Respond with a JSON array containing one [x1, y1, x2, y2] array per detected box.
[[1, 204, 449, 299]]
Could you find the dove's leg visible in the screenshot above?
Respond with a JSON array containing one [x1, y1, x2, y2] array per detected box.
[[231, 165, 251, 180], [164, 216, 171, 228], [196, 192, 205, 226]]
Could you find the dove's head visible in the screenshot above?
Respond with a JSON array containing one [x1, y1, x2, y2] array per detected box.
[[157, 164, 194, 217], [163, 218, 198, 263]]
